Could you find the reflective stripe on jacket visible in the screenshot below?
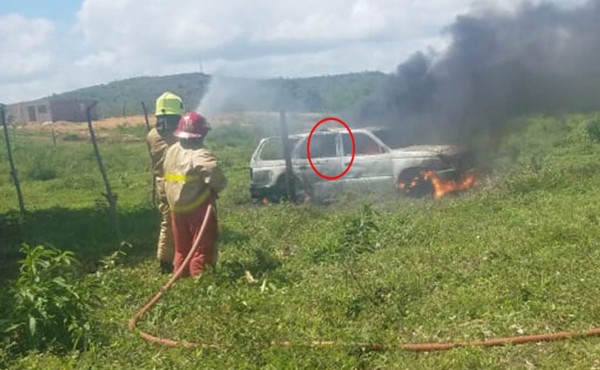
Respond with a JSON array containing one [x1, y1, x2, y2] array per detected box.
[[164, 142, 227, 213]]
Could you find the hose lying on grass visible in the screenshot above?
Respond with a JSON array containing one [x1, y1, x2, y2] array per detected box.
[[128, 204, 600, 352]]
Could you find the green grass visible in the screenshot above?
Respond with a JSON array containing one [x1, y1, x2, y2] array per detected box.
[[1, 114, 600, 369]]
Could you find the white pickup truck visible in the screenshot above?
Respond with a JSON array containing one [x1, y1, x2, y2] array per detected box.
[[249, 127, 471, 202]]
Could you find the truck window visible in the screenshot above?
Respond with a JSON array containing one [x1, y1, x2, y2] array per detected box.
[[299, 133, 337, 159], [342, 133, 384, 156], [259, 138, 283, 160], [259, 137, 299, 160]]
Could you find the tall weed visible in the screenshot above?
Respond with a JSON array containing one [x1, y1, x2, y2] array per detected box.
[[586, 119, 600, 143], [3, 245, 99, 353], [308, 204, 380, 263]]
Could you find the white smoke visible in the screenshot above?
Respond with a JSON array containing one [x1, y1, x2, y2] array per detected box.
[[196, 75, 232, 117], [195, 72, 318, 123]]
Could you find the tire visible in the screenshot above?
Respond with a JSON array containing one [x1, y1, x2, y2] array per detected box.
[[396, 168, 434, 198], [272, 174, 308, 203]]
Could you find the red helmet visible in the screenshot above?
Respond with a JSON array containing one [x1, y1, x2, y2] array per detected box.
[[174, 111, 210, 139]]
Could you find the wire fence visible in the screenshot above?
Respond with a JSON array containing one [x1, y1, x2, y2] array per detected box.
[[0, 124, 254, 214]]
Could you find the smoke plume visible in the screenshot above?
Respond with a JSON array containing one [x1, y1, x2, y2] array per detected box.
[[196, 75, 315, 118], [354, 0, 600, 145]]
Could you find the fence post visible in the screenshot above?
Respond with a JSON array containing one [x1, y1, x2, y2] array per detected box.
[[0, 104, 26, 213], [11, 123, 16, 149], [141, 102, 151, 132], [279, 110, 296, 202], [86, 102, 122, 243], [51, 127, 57, 147], [141, 101, 156, 205]]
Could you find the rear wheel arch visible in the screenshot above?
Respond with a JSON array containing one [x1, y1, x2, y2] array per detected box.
[[396, 167, 434, 198], [271, 172, 308, 202]]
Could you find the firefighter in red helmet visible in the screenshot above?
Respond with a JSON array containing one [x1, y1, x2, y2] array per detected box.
[[163, 112, 227, 277]]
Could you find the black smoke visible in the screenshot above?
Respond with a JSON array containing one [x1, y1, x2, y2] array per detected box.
[[353, 0, 600, 145]]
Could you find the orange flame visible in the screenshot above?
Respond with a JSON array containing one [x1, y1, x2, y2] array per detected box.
[[262, 197, 270, 206], [396, 170, 476, 198], [422, 170, 476, 199]]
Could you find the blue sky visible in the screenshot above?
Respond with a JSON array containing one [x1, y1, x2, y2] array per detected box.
[[0, 0, 80, 24], [0, 0, 587, 104]]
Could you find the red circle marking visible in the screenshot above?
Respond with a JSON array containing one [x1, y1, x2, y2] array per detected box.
[[307, 117, 355, 181]]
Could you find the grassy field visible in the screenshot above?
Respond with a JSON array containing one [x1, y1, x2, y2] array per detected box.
[[1, 113, 600, 369]]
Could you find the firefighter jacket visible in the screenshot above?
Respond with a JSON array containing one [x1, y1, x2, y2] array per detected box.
[[147, 128, 177, 178], [163, 142, 227, 213]]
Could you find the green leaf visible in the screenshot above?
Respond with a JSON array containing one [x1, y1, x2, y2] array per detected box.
[[28, 315, 36, 337], [4, 323, 23, 333]]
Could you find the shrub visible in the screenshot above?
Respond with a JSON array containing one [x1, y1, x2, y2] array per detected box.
[[308, 204, 380, 263], [27, 167, 57, 181], [503, 166, 568, 195], [63, 133, 83, 142], [0, 212, 25, 254], [585, 119, 600, 143], [340, 204, 380, 257], [3, 244, 98, 353]]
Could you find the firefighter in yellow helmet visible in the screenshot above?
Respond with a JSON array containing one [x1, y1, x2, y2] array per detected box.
[[164, 112, 227, 277], [147, 92, 183, 273]]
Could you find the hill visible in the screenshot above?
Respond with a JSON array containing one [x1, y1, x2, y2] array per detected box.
[[52, 72, 387, 118]]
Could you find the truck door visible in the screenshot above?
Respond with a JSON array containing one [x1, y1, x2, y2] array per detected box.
[[294, 132, 342, 201], [340, 132, 393, 194]]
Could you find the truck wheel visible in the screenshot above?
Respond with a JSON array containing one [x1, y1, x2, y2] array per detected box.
[[272, 174, 308, 203], [396, 169, 434, 198]]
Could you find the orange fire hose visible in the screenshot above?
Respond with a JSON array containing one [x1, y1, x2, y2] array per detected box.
[[128, 204, 600, 352], [128, 203, 222, 349]]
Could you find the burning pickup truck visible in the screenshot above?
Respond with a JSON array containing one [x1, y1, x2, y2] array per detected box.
[[250, 127, 473, 203]]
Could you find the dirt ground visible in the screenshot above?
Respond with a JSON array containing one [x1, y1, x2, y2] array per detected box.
[[19, 111, 322, 132]]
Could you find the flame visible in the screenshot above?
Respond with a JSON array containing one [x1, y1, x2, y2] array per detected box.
[[396, 176, 421, 191], [422, 170, 476, 199], [397, 170, 476, 198], [262, 197, 270, 205]]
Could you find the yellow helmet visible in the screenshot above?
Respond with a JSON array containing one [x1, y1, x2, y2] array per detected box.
[[155, 92, 183, 116]]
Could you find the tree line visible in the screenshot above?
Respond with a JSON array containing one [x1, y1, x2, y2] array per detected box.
[[52, 72, 387, 118]]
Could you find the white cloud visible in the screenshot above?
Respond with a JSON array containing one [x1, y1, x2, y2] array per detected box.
[[206, 35, 446, 79], [262, 1, 389, 41], [0, 0, 590, 103], [0, 14, 56, 85], [0, 14, 54, 50], [78, 0, 588, 71], [74, 51, 118, 68], [75, 0, 475, 62]]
